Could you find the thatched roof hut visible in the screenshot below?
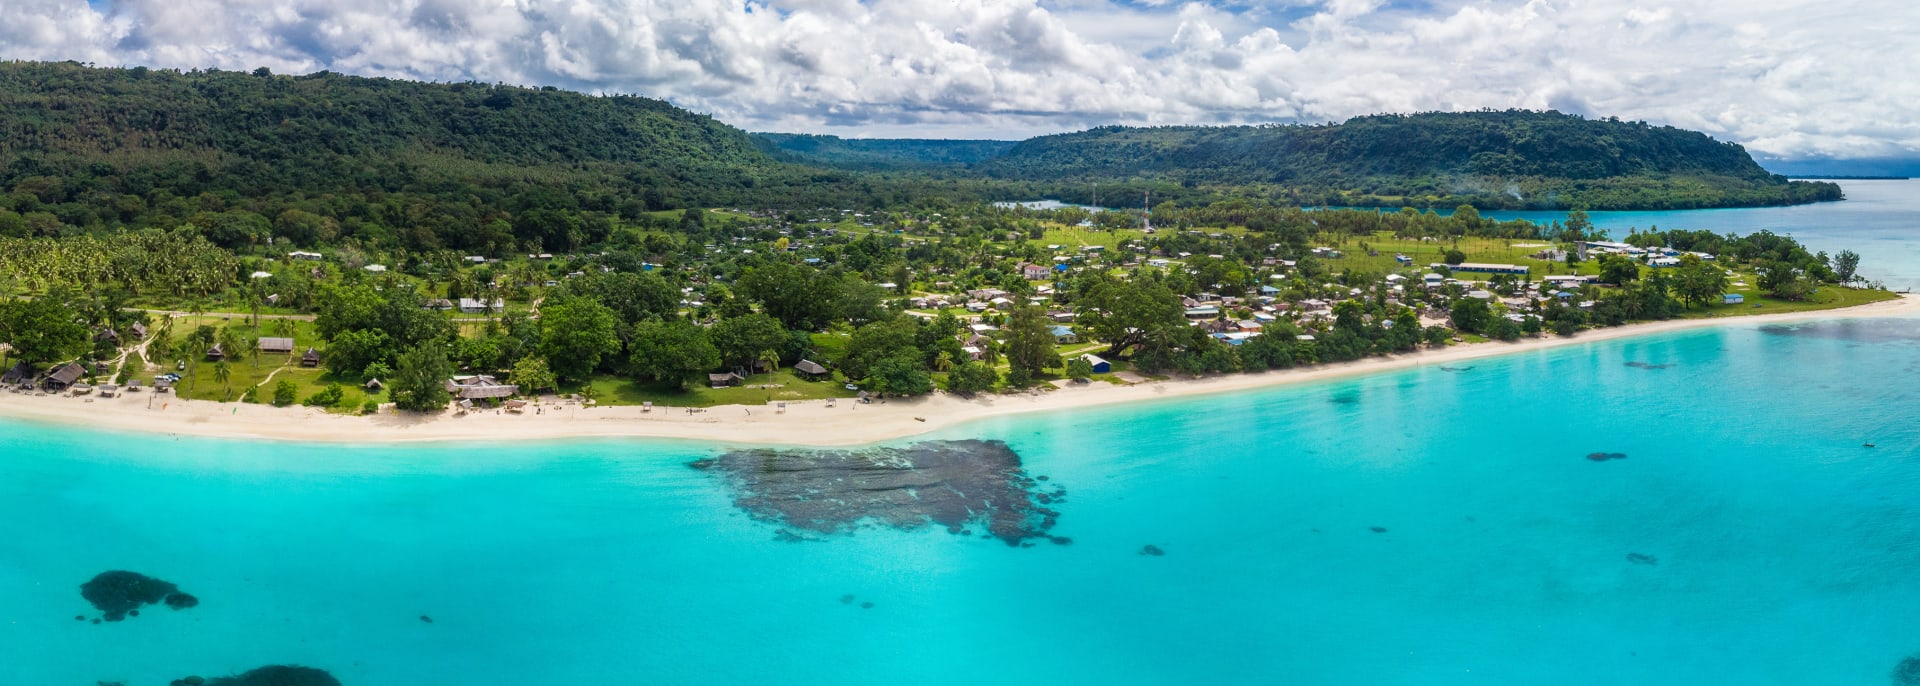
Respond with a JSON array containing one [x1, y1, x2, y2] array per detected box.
[[259, 337, 296, 354], [794, 359, 828, 379], [44, 363, 84, 390]]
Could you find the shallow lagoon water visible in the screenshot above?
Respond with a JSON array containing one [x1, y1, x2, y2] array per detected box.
[[6, 319, 1920, 685]]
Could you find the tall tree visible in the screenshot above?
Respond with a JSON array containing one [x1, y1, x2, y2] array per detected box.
[[538, 297, 620, 383], [1673, 255, 1730, 308], [391, 344, 453, 411], [0, 296, 88, 365], [709, 313, 788, 370], [628, 320, 720, 388], [1004, 306, 1061, 379]]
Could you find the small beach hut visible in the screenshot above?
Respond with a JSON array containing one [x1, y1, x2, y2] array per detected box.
[[708, 372, 744, 388], [1080, 354, 1111, 374], [205, 343, 225, 361], [258, 337, 295, 355], [301, 347, 321, 367], [43, 363, 84, 391], [793, 360, 829, 380], [364, 378, 384, 391]]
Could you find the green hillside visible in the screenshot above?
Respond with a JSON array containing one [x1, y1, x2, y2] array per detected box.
[[754, 133, 1016, 170], [0, 60, 881, 253], [971, 111, 1840, 209]]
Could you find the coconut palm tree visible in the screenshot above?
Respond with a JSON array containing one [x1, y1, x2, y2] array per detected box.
[[758, 349, 782, 383], [213, 361, 232, 399], [934, 351, 954, 373], [241, 335, 261, 370]]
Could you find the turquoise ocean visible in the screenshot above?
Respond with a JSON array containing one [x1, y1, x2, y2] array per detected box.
[[6, 183, 1920, 685]]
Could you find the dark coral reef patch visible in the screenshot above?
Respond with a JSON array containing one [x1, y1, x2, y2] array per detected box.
[[173, 665, 340, 686], [80, 571, 196, 622], [1894, 654, 1920, 686], [692, 439, 1063, 545], [1586, 452, 1629, 462]]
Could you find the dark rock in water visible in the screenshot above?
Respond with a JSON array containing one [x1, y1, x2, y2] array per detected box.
[[128, 609, 139, 617], [419, 615, 433, 624], [180, 665, 340, 686], [92, 618, 101, 625], [81, 571, 191, 622], [1139, 545, 1165, 557], [1893, 655, 1920, 686], [1586, 452, 1629, 462], [772, 529, 820, 543], [75, 615, 85, 621], [1369, 526, 1388, 533], [1440, 366, 1474, 372], [1626, 553, 1658, 566], [1049, 536, 1073, 546], [839, 594, 855, 605], [1625, 361, 1675, 370], [1036, 475, 1049, 481], [694, 440, 1063, 546], [164, 593, 199, 610], [860, 602, 875, 609]]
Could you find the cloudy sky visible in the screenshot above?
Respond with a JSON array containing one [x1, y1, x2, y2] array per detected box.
[[4, 0, 1916, 161]]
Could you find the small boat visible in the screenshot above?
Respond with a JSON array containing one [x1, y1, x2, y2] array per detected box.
[[913, 417, 926, 423]]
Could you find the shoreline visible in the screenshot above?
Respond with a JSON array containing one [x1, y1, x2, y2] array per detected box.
[[4, 294, 1915, 448]]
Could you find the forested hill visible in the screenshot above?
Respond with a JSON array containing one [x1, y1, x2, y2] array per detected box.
[[0, 61, 874, 226], [754, 134, 1017, 171], [969, 111, 1840, 209]]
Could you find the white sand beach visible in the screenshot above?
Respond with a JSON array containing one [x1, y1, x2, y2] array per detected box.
[[3, 294, 1914, 447]]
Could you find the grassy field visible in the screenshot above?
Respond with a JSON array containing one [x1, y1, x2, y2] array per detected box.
[[1676, 283, 1900, 318], [1313, 233, 1598, 278], [579, 368, 857, 408]]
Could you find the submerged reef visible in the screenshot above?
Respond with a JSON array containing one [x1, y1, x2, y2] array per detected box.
[[1762, 320, 1920, 344], [80, 571, 196, 622], [1624, 361, 1675, 370], [1894, 654, 1920, 686], [1139, 545, 1165, 557], [1587, 452, 1629, 462], [692, 439, 1064, 546], [1626, 553, 1658, 565], [172, 665, 340, 686]]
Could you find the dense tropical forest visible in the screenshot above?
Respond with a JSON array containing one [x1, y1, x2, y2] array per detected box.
[[765, 112, 1842, 210], [754, 134, 1017, 171]]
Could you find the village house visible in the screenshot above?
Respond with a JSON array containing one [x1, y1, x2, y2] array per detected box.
[[43, 363, 84, 392], [258, 337, 296, 355], [445, 375, 518, 401], [793, 359, 829, 380], [458, 298, 505, 314]]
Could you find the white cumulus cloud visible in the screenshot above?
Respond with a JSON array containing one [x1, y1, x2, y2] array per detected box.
[[0, 0, 1914, 159]]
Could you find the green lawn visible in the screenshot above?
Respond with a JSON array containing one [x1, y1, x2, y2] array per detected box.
[[578, 368, 858, 408], [260, 366, 386, 413], [1676, 283, 1899, 318], [1314, 233, 1598, 278]]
